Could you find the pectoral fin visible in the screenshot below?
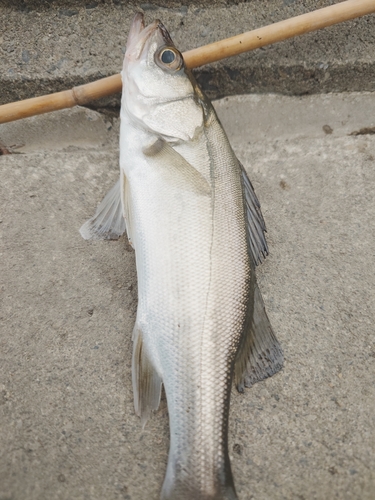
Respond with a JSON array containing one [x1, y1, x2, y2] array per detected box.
[[143, 138, 210, 196], [79, 179, 126, 240], [235, 282, 283, 393], [120, 169, 134, 248], [132, 325, 162, 427]]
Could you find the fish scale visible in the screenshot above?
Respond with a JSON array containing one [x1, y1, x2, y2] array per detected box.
[[80, 13, 283, 500], [155, 113, 250, 499]]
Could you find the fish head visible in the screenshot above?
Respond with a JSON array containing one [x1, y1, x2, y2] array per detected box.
[[121, 13, 203, 141]]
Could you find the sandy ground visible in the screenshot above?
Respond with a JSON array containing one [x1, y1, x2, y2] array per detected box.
[[0, 93, 375, 500]]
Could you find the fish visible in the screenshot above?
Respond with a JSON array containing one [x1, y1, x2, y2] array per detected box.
[[80, 13, 283, 500]]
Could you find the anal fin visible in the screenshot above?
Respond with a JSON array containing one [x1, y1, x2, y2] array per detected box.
[[132, 325, 162, 427], [235, 282, 283, 393]]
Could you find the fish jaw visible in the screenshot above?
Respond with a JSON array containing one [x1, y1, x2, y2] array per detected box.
[[125, 13, 175, 63], [121, 14, 203, 141], [124, 14, 159, 64]]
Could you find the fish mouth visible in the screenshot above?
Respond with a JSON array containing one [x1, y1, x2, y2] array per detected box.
[[156, 21, 174, 46], [125, 12, 175, 62]]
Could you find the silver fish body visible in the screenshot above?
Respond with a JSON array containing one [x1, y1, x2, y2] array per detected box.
[[80, 13, 283, 500]]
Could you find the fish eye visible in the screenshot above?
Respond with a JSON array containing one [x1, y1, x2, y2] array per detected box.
[[161, 49, 175, 64], [156, 47, 183, 71]]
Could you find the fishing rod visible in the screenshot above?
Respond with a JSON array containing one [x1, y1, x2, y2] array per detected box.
[[0, 0, 374, 125]]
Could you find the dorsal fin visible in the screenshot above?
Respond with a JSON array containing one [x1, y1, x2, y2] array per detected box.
[[240, 163, 269, 267], [235, 281, 283, 393]]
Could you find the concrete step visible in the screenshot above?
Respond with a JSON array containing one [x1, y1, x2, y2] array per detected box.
[[1, 1, 375, 108], [1, 92, 375, 153], [1, 91, 374, 500]]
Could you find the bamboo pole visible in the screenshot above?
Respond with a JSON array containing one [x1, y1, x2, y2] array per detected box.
[[183, 0, 375, 68], [0, 0, 374, 125]]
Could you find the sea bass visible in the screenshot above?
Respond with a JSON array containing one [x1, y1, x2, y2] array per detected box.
[[80, 13, 283, 500]]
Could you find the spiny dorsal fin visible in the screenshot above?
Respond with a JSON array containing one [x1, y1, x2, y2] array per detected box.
[[79, 178, 126, 240], [235, 282, 283, 393], [240, 163, 269, 267], [132, 325, 163, 427]]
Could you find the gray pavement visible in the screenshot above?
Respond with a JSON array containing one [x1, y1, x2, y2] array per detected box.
[[1, 1, 375, 107], [1, 92, 375, 499]]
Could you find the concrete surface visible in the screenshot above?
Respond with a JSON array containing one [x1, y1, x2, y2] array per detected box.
[[1, 1, 375, 108], [1, 92, 375, 500]]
